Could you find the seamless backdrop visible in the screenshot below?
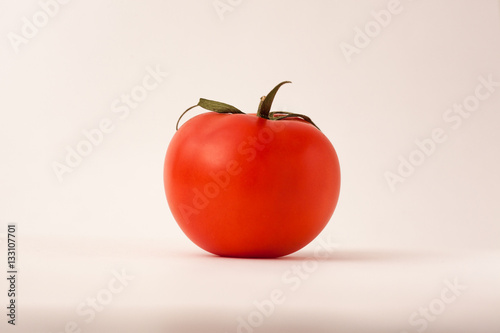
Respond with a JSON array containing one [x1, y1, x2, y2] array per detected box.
[[1, 1, 500, 333]]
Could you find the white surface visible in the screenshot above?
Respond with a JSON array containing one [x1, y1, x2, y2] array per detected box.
[[1, 0, 500, 332], [9, 237, 500, 333]]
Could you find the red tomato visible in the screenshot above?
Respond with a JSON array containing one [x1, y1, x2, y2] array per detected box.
[[164, 82, 340, 258]]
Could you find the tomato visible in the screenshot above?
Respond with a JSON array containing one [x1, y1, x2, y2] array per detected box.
[[164, 82, 340, 258]]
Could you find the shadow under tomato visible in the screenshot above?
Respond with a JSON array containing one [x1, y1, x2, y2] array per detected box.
[[184, 247, 443, 263]]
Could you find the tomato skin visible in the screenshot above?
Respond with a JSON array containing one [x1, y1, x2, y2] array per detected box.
[[164, 112, 340, 258]]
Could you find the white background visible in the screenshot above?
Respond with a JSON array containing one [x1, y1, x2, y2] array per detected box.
[[1, 1, 500, 332]]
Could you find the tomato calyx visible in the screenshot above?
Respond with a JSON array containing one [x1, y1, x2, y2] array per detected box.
[[175, 99, 244, 130], [175, 81, 320, 131]]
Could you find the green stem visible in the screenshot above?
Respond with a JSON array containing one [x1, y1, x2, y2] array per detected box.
[[175, 81, 321, 131], [175, 98, 244, 130], [257, 96, 266, 114], [256, 81, 291, 119]]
